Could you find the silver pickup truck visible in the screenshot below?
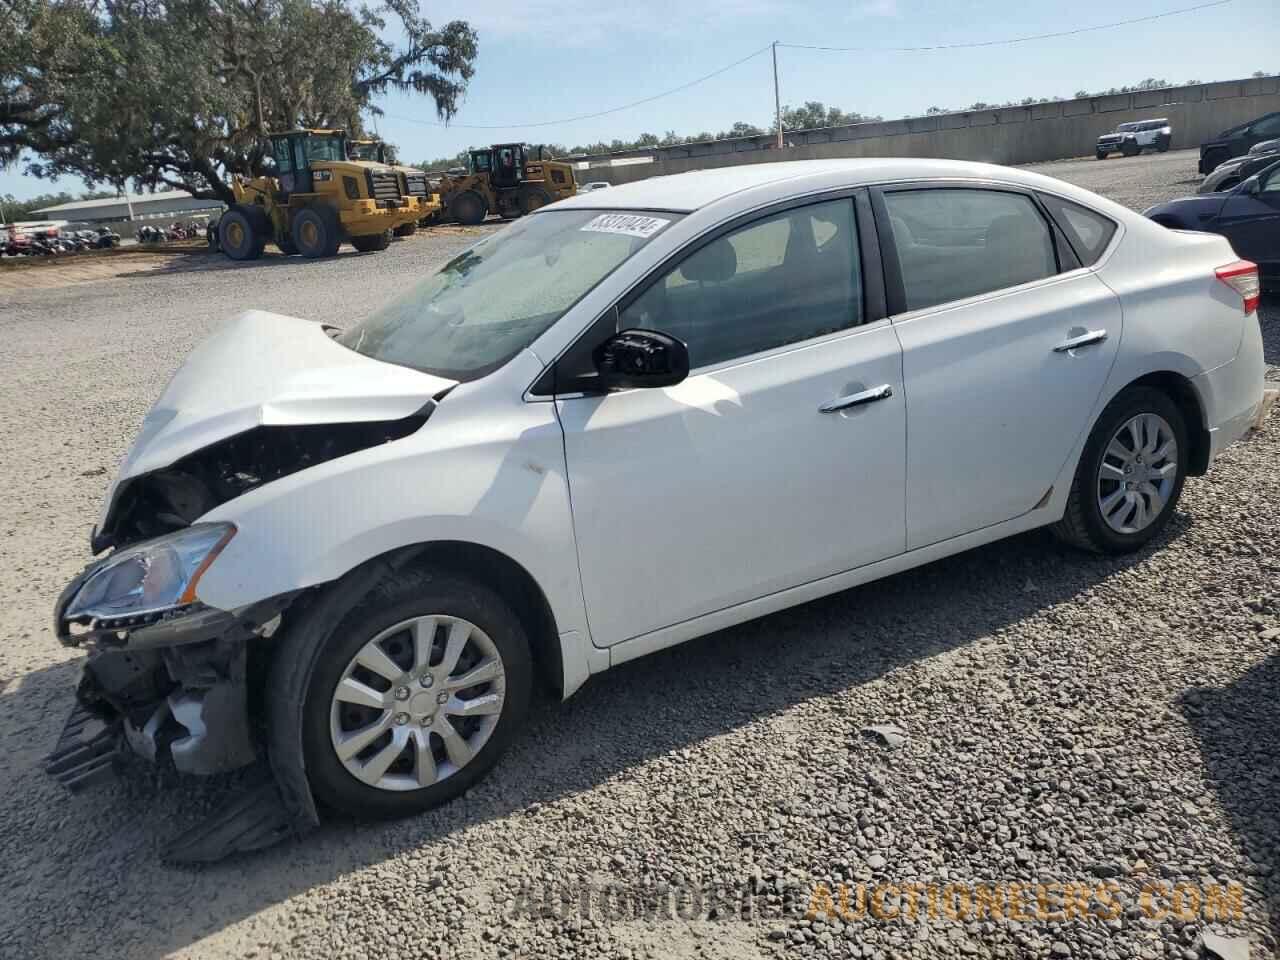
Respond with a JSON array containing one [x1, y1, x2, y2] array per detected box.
[[1096, 119, 1172, 159]]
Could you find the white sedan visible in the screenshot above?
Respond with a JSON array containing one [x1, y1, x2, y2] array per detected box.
[[50, 159, 1265, 857]]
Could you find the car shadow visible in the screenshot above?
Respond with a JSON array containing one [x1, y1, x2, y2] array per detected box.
[[1180, 648, 1280, 945], [0, 518, 1194, 959]]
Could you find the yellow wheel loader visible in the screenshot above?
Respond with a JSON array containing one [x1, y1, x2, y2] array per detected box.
[[216, 129, 427, 261], [433, 143, 576, 226], [347, 139, 440, 237]]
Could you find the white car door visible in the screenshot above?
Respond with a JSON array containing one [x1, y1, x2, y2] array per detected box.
[[874, 185, 1122, 549], [554, 197, 908, 648]]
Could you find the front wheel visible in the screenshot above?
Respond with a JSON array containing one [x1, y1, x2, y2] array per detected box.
[[1053, 386, 1187, 554], [218, 206, 265, 261], [449, 191, 487, 226], [300, 569, 532, 819]]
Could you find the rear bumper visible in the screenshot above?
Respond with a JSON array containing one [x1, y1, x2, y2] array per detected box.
[[1195, 311, 1267, 466]]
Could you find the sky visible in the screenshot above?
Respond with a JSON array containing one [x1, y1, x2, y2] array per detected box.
[[3, 0, 1278, 201]]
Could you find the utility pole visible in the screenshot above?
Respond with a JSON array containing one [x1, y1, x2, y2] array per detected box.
[[772, 41, 784, 150]]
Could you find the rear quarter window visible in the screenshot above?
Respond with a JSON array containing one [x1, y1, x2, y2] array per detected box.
[[1036, 194, 1117, 266]]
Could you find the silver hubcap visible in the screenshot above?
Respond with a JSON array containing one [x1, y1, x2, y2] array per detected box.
[[1096, 413, 1178, 535], [329, 615, 506, 792]]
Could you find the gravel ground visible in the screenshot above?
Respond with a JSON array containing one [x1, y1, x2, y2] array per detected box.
[[2, 152, 1279, 960]]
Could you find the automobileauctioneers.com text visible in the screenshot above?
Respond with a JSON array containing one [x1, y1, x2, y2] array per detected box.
[[503, 878, 1245, 925]]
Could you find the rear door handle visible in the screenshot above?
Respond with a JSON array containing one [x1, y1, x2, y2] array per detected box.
[[819, 384, 893, 413], [1053, 329, 1108, 353]]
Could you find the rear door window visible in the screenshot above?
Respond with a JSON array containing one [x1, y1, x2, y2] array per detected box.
[[882, 189, 1058, 312]]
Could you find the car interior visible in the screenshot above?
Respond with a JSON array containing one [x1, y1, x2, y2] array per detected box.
[[621, 200, 862, 368], [885, 190, 1057, 311]]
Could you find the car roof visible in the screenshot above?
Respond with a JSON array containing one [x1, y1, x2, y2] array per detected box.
[[547, 158, 1110, 215]]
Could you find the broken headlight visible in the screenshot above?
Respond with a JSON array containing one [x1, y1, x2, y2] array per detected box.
[[66, 523, 236, 621]]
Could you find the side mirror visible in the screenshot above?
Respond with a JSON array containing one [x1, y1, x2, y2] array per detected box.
[[592, 329, 689, 391]]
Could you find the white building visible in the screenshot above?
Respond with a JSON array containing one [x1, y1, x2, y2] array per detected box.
[[30, 190, 224, 224]]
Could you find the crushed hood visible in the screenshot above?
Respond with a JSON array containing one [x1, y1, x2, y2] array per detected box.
[[100, 310, 455, 525]]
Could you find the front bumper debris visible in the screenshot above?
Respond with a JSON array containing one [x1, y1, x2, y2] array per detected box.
[[46, 700, 123, 792], [47, 557, 308, 861]]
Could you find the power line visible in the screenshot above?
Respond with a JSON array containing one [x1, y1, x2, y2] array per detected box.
[[384, 44, 773, 131], [382, 0, 1234, 132], [778, 0, 1233, 53]]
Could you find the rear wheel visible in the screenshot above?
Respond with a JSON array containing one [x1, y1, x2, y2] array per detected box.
[[291, 206, 341, 259], [218, 205, 266, 261], [1053, 386, 1187, 554], [351, 231, 391, 253], [1202, 148, 1229, 173], [449, 191, 486, 226], [1156, 135, 1171, 153], [299, 568, 532, 819], [1121, 141, 1139, 157]]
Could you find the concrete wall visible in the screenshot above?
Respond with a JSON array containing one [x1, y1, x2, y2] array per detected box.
[[573, 76, 1280, 186]]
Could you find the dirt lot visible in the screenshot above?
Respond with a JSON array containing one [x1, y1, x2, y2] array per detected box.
[[1, 151, 1278, 960]]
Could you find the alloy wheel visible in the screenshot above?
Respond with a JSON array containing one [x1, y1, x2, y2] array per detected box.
[[1096, 413, 1179, 535], [329, 615, 506, 792]]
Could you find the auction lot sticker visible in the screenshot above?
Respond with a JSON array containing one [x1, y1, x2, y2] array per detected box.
[[580, 214, 672, 239]]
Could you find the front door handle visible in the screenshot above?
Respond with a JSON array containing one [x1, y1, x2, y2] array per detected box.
[[1053, 329, 1108, 353], [819, 383, 894, 413]]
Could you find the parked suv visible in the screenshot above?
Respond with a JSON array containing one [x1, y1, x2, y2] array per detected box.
[[1096, 119, 1172, 159], [1199, 111, 1280, 174]]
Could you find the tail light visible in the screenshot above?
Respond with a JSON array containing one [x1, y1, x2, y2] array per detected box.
[[1216, 260, 1260, 315]]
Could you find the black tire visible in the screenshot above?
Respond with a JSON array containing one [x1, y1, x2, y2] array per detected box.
[[1052, 386, 1188, 555], [518, 185, 553, 216], [350, 231, 391, 253], [393, 222, 418, 238], [1202, 149, 1229, 174], [1121, 141, 1139, 158], [1156, 135, 1171, 153], [299, 567, 533, 819], [290, 206, 341, 259], [449, 191, 486, 226], [218, 205, 265, 261], [1095, 151, 1107, 160]]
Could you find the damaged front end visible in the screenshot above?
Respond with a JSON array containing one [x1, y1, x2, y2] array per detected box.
[[47, 411, 432, 861], [48, 523, 301, 860]]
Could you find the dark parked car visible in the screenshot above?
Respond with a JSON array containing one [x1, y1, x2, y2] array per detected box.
[[1199, 139, 1280, 193], [1146, 158, 1280, 272], [1199, 112, 1280, 174]]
